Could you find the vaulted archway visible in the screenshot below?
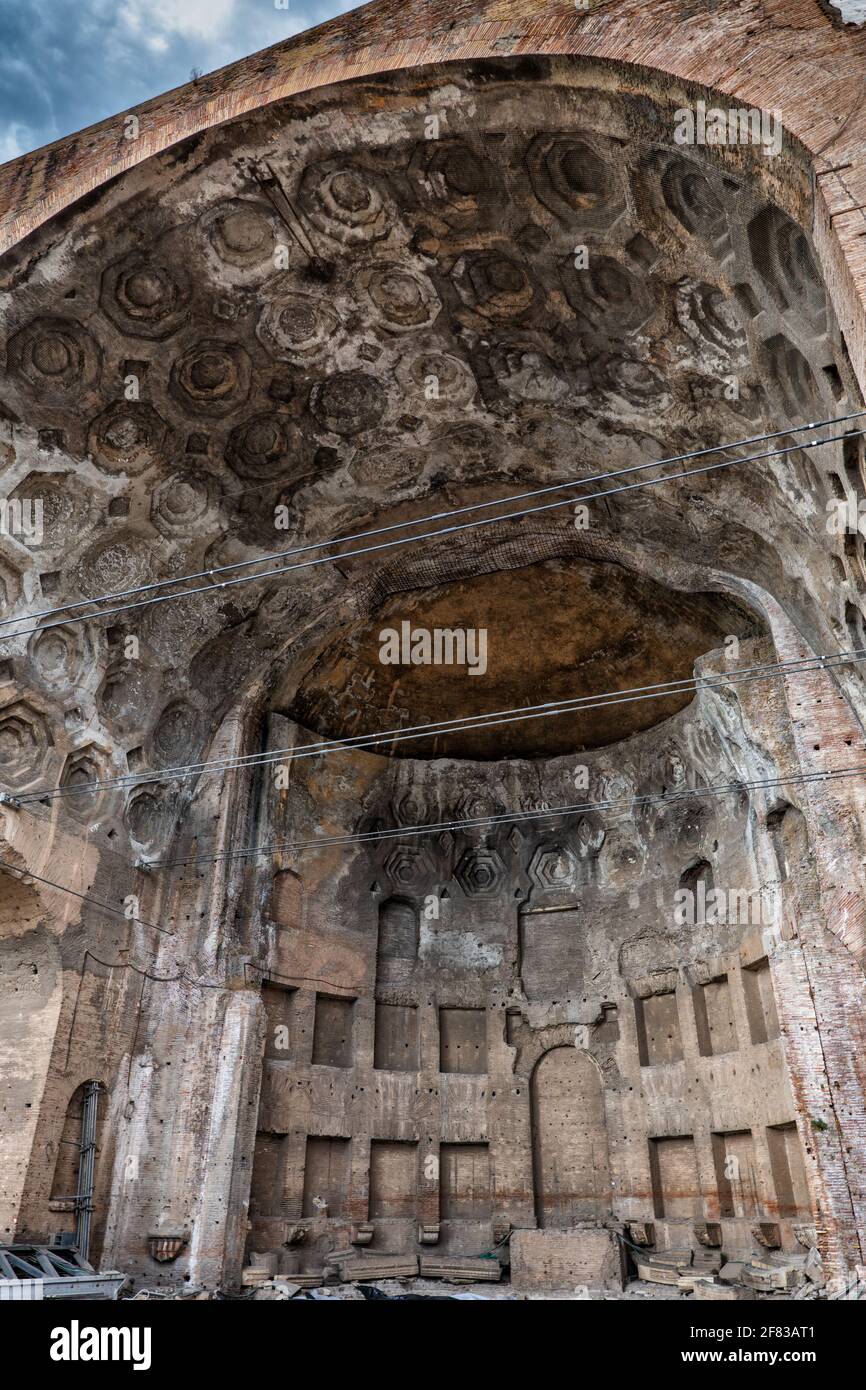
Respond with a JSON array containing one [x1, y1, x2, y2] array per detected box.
[[531, 1047, 611, 1228], [2, 0, 866, 1294]]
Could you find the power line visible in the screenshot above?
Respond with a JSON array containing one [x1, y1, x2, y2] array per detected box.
[[2, 410, 856, 633], [7, 755, 862, 934], [0, 858, 172, 934], [0, 422, 860, 644], [16, 644, 866, 804], [13, 781, 158, 870], [149, 757, 866, 869], [3, 418, 861, 869], [82, 949, 219, 986]]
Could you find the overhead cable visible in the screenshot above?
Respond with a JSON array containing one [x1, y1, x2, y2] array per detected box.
[[17, 644, 866, 804], [0, 422, 860, 643]]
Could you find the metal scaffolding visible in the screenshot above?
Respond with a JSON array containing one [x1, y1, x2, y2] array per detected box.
[[75, 1080, 101, 1262]]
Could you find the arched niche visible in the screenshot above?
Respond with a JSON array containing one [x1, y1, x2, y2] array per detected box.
[[270, 868, 305, 929], [766, 803, 809, 882], [0, 866, 44, 938], [376, 897, 419, 983], [677, 859, 715, 926], [530, 1046, 611, 1228]]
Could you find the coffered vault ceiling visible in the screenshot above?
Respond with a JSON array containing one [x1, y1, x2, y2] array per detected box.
[[0, 58, 860, 801]]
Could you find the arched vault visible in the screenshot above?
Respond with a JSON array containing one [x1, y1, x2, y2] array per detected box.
[[3, 0, 866, 1294]]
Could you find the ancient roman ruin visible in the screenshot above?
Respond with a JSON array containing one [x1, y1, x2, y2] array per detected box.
[[2, 0, 866, 1301]]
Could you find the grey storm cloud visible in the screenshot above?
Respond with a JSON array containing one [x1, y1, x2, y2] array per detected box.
[[0, 0, 362, 163]]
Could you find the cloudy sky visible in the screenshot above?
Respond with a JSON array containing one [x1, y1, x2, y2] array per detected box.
[[0, 0, 364, 163]]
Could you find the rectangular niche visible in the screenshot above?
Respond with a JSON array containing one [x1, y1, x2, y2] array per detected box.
[[635, 992, 684, 1066], [742, 958, 780, 1044], [692, 975, 738, 1058], [712, 1129, 759, 1218], [311, 995, 354, 1068], [519, 908, 583, 1001], [767, 1123, 811, 1220], [374, 1003, 419, 1071], [440, 1143, 491, 1221], [302, 1136, 350, 1218], [649, 1136, 701, 1220], [250, 1132, 289, 1218], [369, 1140, 418, 1219], [439, 1007, 487, 1075], [261, 981, 299, 1061]]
